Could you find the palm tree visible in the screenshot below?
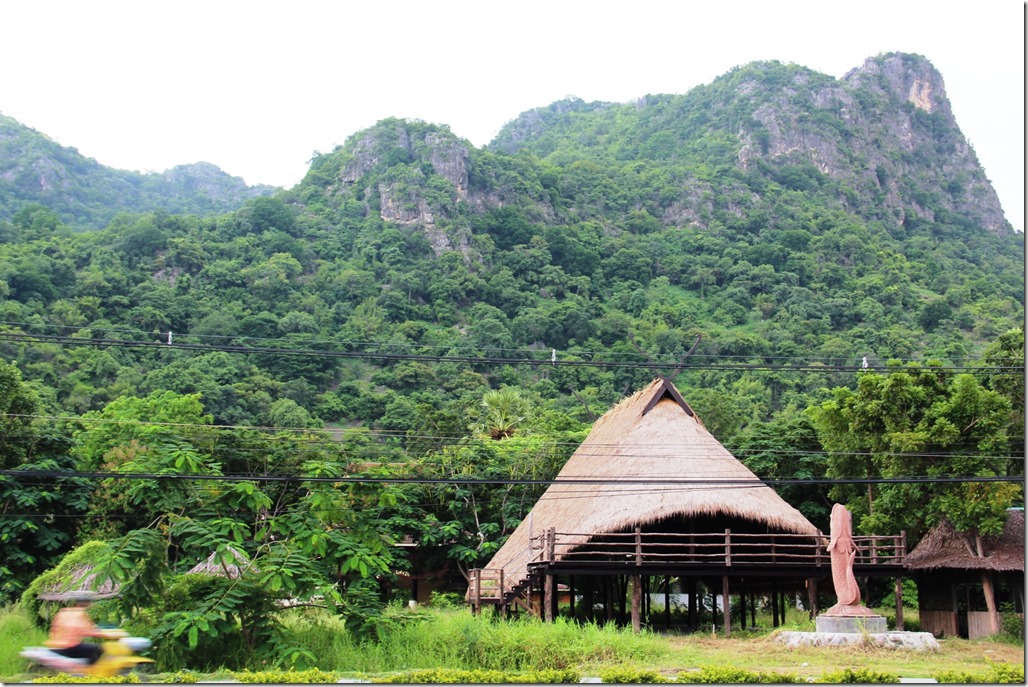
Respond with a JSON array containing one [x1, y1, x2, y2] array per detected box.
[[479, 387, 530, 440]]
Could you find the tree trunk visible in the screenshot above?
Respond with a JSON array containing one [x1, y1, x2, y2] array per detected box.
[[982, 571, 1001, 635]]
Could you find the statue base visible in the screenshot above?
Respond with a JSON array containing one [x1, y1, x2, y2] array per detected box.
[[775, 629, 940, 651], [815, 613, 887, 634]]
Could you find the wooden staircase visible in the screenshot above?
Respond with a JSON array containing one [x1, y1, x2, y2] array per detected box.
[[468, 567, 538, 614]]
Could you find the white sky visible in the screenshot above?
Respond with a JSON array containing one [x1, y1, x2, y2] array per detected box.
[[1, 1, 1023, 232]]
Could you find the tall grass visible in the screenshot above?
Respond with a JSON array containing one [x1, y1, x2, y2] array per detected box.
[[278, 605, 672, 675], [0, 604, 46, 677]]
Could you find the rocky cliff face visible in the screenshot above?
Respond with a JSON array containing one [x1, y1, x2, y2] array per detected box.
[[732, 53, 1009, 235], [314, 52, 1011, 260], [329, 120, 555, 256]]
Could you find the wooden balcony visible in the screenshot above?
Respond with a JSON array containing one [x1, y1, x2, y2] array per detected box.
[[525, 528, 904, 571], [469, 528, 907, 607]]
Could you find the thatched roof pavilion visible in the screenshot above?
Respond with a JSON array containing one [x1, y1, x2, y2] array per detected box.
[[905, 510, 1024, 573], [474, 378, 823, 630], [905, 509, 1023, 639]]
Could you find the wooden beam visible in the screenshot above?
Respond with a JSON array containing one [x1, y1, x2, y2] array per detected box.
[[722, 575, 731, 636], [740, 585, 746, 630], [544, 574, 554, 622], [664, 575, 671, 630], [894, 577, 904, 631], [631, 574, 642, 633]]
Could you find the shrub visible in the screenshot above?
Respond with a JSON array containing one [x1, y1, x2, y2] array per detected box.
[[234, 668, 338, 683], [30, 674, 140, 684], [599, 665, 671, 683], [676, 666, 799, 683], [161, 670, 200, 683], [932, 664, 1025, 685], [374, 668, 580, 683], [999, 604, 1024, 640], [817, 667, 899, 683], [988, 662, 1026, 684]]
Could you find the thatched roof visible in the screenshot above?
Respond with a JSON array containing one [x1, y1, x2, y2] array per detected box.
[[186, 546, 255, 578], [480, 378, 821, 590], [36, 564, 119, 601], [905, 510, 1025, 573]]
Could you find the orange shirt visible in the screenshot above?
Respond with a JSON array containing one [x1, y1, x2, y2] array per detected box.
[[45, 607, 101, 649]]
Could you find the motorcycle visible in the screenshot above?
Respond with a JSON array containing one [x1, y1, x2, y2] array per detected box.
[[21, 633, 154, 678]]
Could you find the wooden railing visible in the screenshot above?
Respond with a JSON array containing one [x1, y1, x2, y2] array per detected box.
[[468, 567, 509, 602], [523, 528, 906, 568]]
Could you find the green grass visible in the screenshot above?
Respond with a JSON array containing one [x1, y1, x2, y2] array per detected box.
[[0, 604, 46, 678]]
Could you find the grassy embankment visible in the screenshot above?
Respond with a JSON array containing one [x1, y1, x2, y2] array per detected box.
[[1, 603, 1022, 682]]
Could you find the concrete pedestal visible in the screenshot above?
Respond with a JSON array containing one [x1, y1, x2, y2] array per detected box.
[[775, 630, 940, 651], [815, 614, 888, 634]]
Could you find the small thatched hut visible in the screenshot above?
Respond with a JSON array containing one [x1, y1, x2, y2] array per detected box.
[[186, 546, 255, 579], [36, 564, 119, 602], [905, 509, 1024, 638], [471, 377, 824, 632]]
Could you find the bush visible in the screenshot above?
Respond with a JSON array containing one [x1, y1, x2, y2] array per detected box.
[[374, 668, 580, 683], [817, 667, 899, 683], [999, 604, 1024, 640], [676, 666, 799, 683], [988, 663, 1026, 684], [933, 663, 1025, 684], [599, 665, 671, 683], [234, 668, 338, 683], [30, 674, 140, 684]]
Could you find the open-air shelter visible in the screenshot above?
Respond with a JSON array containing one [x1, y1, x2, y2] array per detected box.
[[468, 378, 907, 633]]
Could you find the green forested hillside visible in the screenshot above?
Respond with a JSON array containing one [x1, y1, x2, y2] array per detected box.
[[0, 113, 278, 229], [0, 52, 1021, 667]]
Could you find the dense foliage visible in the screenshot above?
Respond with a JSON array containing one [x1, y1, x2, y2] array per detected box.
[[0, 52, 1022, 668]]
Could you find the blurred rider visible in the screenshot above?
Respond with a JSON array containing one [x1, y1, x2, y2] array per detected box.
[[45, 593, 122, 664]]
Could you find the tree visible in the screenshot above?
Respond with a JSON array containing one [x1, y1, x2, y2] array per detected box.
[[475, 387, 532, 440], [0, 359, 86, 601], [806, 362, 1023, 633]]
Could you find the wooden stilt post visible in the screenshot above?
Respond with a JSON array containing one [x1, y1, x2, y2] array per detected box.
[[618, 576, 627, 624], [688, 578, 698, 629], [772, 581, 780, 628], [631, 575, 642, 633], [894, 577, 904, 631], [807, 577, 818, 620], [750, 588, 756, 627], [499, 570, 506, 619], [710, 585, 716, 632], [740, 585, 746, 630], [473, 570, 481, 616], [722, 575, 731, 636], [544, 574, 554, 622], [584, 576, 594, 622], [665, 575, 672, 630], [569, 575, 576, 620]]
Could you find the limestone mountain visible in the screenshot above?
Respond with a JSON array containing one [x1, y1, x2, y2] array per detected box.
[[0, 51, 1021, 446], [0, 113, 278, 229]]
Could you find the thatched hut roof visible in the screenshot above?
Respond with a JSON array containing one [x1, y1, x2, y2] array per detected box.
[[186, 546, 255, 578], [36, 564, 119, 601], [905, 510, 1024, 573], [480, 378, 821, 590]]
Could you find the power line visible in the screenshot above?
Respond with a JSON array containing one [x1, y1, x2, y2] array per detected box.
[[0, 330, 1021, 374], [2, 319, 1020, 367], [1, 469, 1021, 487]]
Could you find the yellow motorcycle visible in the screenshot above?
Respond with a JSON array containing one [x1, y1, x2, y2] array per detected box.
[[21, 633, 153, 678]]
